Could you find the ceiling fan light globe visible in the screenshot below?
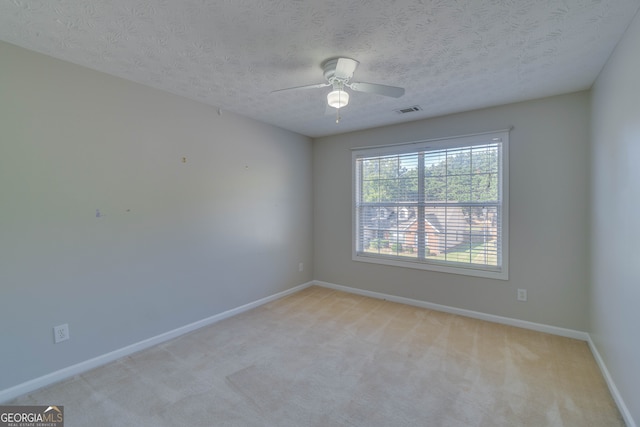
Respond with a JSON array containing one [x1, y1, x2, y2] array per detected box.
[[327, 90, 349, 108]]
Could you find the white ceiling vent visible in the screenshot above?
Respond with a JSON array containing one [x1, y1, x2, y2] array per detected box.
[[395, 105, 422, 114]]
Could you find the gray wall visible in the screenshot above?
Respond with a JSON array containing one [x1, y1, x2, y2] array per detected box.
[[590, 9, 640, 424], [0, 41, 313, 390], [314, 91, 591, 331]]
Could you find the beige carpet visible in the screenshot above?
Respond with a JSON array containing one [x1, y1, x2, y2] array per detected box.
[[10, 286, 624, 426]]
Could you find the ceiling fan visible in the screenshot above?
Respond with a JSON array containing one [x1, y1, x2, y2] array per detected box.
[[271, 57, 405, 121]]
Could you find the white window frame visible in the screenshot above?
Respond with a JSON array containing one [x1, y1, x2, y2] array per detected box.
[[352, 130, 509, 280]]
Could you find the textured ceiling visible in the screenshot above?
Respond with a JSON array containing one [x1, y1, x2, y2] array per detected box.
[[1, 0, 639, 137]]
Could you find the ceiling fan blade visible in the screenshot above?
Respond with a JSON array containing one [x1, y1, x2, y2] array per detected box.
[[334, 58, 359, 80], [348, 82, 405, 98], [271, 82, 330, 94]]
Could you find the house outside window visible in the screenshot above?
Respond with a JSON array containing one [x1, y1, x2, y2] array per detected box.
[[352, 130, 509, 280]]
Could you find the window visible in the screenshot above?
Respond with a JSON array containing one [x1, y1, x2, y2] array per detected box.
[[353, 130, 508, 280]]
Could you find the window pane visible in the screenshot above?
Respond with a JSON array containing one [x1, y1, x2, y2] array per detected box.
[[361, 179, 380, 203], [472, 173, 498, 202], [472, 144, 499, 173], [424, 151, 447, 177], [361, 158, 380, 181], [447, 147, 471, 176], [446, 174, 471, 202]]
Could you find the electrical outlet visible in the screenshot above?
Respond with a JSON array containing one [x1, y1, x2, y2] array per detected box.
[[517, 289, 527, 302], [298, 262, 304, 272], [54, 324, 70, 343]]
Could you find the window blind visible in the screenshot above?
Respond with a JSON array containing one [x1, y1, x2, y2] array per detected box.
[[353, 131, 508, 280]]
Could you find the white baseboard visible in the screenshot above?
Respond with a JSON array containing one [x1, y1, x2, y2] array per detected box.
[[4, 279, 635, 427], [314, 280, 639, 426], [587, 336, 637, 427], [0, 281, 314, 404], [314, 281, 589, 340]]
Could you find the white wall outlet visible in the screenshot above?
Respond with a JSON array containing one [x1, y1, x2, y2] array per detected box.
[[54, 324, 70, 343], [298, 262, 304, 272], [517, 289, 527, 302]]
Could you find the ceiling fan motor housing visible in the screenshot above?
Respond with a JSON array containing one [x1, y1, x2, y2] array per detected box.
[[322, 59, 339, 81], [322, 57, 358, 84]]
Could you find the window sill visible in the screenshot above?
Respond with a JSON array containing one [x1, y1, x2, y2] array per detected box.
[[353, 252, 509, 280]]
